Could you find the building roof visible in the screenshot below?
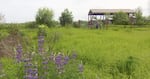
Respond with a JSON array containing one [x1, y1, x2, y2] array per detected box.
[[89, 9, 135, 15]]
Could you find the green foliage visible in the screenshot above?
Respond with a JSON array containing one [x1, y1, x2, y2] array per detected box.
[[53, 20, 60, 27], [8, 26, 20, 36], [37, 24, 48, 36], [46, 31, 61, 50], [145, 16, 150, 25], [59, 9, 73, 26], [73, 20, 88, 28], [73, 22, 80, 28], [24, 21, 38, 28], [36, 7, 54, 27], [0, 23, 25, 29], [113, 12, 129, 25], [135, 7, 145, 25], [51, 27, 150, 78], [115, 56, 139, 78], [1, 27, 150, 78], [0, 58, 24, 79]]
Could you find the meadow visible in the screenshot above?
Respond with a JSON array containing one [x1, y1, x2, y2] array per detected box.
[[0, 25, 150, 79]]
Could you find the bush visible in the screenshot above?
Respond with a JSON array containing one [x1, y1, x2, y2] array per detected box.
[[135, 7, 145, 25], [36, 7, 54, 27], [113, 12, 129, 25], [59, 9, 73, 26], [73, 22, 80, 28]]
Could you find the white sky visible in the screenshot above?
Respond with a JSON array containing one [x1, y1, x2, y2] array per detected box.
[[0, 0, 149, 23]]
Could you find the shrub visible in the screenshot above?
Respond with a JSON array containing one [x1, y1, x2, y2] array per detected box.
[[73, 22, 80, 28], [113, 12, 129, 25], [36, 7, 54, 27], [135, 7, 145, 25], [59, 9, 73, 26]]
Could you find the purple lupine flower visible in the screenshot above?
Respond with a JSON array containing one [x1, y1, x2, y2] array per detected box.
[[64, 56, 69, 65], [42, 60, 48, 65], [16, 45, 22, 53], [78, 63, 83, 73], [16, 44, 22, 62], [24, 68, 38, 79], [25, 68, 33, 74], [55, 54, 66, 74], [24, 58, 32, 69], [23, 57, 38, 79], [42, 58, 49, 73], [55, 54, 62, 65], [31, 69, 38, 76], [38, 35, 44, 53]]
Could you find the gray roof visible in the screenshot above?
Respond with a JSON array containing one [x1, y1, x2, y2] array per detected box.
[[89, 9, 135, 15]]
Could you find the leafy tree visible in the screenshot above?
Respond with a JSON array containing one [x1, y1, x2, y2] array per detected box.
[[135, 7, 145, 25], [36, 7, 54, 27], [113, 12, 129, 25], [59, 9, 73, 26], [144, 16, 150, 25]]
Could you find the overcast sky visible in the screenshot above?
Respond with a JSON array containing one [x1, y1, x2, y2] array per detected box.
[[0, 0, 149, 23]]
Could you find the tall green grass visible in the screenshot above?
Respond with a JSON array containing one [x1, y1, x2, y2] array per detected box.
[[1, 26, 150, 78], [50, 27, 150, 78]]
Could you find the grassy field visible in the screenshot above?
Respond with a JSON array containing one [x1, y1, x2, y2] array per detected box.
[[50, 27, 150, 78], [0, 26, 150, 79]]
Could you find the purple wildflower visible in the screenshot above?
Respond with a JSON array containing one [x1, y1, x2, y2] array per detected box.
[[31, 69, 38, 75], [38, 35, 44, 53], [55, 54, 62, 65], [55, 54, 66, 74], [16, 44, 22, 62], [24, 68, 38, 79], [42, 60, 48, 65], [42, 58, 49, 71], [64, 56, 69, 65], [25, 68, 33, 74]]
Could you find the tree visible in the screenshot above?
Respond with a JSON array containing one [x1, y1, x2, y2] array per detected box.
[[0, 13, 5, 23], [59, 9, 73, 26], [135, 7, 145, 25], [36, 7, 54, 27], [113, 12, 129, 25]]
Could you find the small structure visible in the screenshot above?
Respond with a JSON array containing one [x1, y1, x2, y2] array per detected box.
[[88, 9, 135, 28]]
